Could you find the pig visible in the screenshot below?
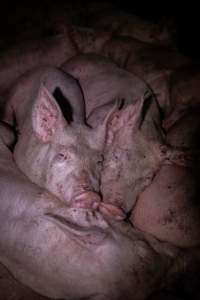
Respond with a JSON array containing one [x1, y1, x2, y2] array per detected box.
[[2, 66, 117, 210], [0, 132, 181, 300], [62, 53, 151, 118], [132, 107, 200, 248], [102, 33, 190, 72], [88, 9, 177, 49], [101, 36, 191, 116], [95, 92, 189, 215], [0, 29, 77, 95]]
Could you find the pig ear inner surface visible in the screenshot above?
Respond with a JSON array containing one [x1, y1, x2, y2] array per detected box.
[[32, 84, 64, 143]]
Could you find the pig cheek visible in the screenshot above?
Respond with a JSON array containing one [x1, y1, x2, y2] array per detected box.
[[101, 153, 123, 203], [46, 168, 72, 204]]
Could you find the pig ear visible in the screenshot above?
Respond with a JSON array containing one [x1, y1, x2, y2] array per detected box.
[[87, 99, 123, 150], [109, 96, 146, 133], [32, 84, 65, 142]]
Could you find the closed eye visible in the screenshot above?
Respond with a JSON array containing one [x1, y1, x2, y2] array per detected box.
[[97, 154, 104, 166], [54, 152, 69, 163]]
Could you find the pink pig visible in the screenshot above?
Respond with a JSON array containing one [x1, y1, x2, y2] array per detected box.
[[3, 66, 115, 210]]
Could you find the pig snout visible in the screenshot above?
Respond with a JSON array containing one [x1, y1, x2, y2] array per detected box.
[[73, 191, 101, 209]]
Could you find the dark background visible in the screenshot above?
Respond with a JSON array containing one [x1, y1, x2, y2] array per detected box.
[[0, 0, 199, 58]]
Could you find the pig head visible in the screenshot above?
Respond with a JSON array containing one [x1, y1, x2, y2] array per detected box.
[[95, 93, 185, 214], [4, 66, 112, 209]]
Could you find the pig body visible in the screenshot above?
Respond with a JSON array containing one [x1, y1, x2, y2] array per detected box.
[[62, 53, 151, 118], [3, 66, 111, 209], [101, 35, 190, 115], [0, 135, 181, 300], [88, 10, 177, 49]]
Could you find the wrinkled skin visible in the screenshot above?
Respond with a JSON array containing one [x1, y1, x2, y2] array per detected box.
[[0, 135, 181, 300], [3, 66, 113, 209]]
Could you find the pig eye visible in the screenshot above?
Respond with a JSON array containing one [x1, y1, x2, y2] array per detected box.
[[97, 155, 104, 167], [54, 153, 68, 163]]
